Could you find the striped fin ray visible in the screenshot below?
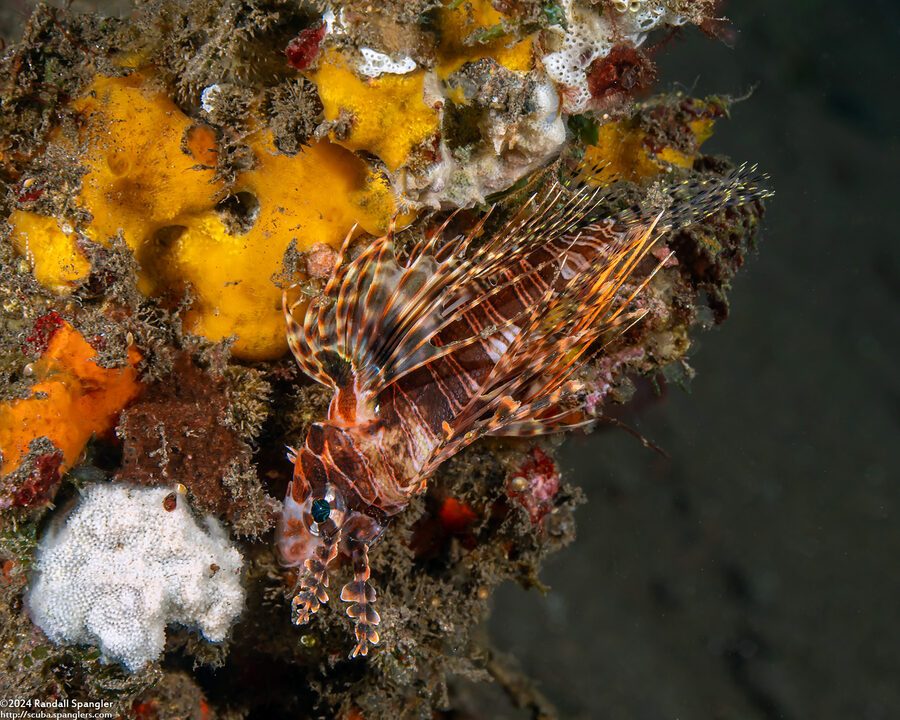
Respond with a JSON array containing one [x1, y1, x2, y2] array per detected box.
[[414, 214, 668, 478], [285, 176, 613, 399], [619, 163, 772, 231], [411, 165, 770, 471], [284, 225, 359, 389]]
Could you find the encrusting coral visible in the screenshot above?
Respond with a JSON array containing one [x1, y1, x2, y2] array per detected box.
[[0, 1, 767, 717], [26, 483, 244, 672]]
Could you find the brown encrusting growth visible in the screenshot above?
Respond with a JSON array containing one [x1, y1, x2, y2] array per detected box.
[[0, 1, 767, 717], [116, 352, 274, 537]]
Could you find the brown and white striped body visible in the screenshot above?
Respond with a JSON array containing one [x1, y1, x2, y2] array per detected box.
[[277, 167, 766, 657]]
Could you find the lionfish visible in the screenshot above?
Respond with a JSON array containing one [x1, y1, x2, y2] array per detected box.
[[277, 165, 763, 657]]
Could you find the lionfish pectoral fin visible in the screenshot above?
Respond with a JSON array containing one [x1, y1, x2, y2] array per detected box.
[[415, 215, 669, 471], [291, 532, 339, 626], [340, 542, 380, 659], [293, 177, 615, 403], [487, 412, 594, 437], [283, 289, 338, 389]]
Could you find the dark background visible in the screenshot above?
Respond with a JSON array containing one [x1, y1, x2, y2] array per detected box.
[[486, 2, 900, 718], [2, 2, 897, 719]]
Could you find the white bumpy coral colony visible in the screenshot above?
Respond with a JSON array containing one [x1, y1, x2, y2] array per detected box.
[[26, 483, 245, 672]]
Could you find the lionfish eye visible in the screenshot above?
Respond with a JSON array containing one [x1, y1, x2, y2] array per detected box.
[[310, 498, 331, 524]]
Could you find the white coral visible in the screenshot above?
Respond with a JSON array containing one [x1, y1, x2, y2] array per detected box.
[[26, 483, 244, 672], [396, 77, 566, 208], [541, 0, 691, 113], [358, 47, 417, 77]]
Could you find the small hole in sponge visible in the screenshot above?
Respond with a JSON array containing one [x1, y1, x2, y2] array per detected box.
[[135, 225, 187, 295], [152, 225, 188, 248], [215, 191, 260, 234], [105, 151, 131, 176]]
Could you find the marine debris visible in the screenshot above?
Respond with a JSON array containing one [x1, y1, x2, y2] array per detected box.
[[0, 1, 766, 717]]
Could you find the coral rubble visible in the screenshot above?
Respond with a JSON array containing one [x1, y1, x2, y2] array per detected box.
[[0, 1, 766, 717]]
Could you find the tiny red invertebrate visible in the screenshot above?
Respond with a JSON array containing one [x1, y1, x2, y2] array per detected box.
[[278, 166, 764, 657], [23, 311, 65, 354], [437, 497, 477, 533], [162, 492, 177, 512], [285, 24, 327, 71]]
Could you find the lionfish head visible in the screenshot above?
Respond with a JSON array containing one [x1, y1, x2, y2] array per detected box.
[[275, 426, 385, 658], [275, 463, 385, 569]]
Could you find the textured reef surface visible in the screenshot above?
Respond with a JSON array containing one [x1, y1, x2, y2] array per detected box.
[[0, 1, 765, 718]]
